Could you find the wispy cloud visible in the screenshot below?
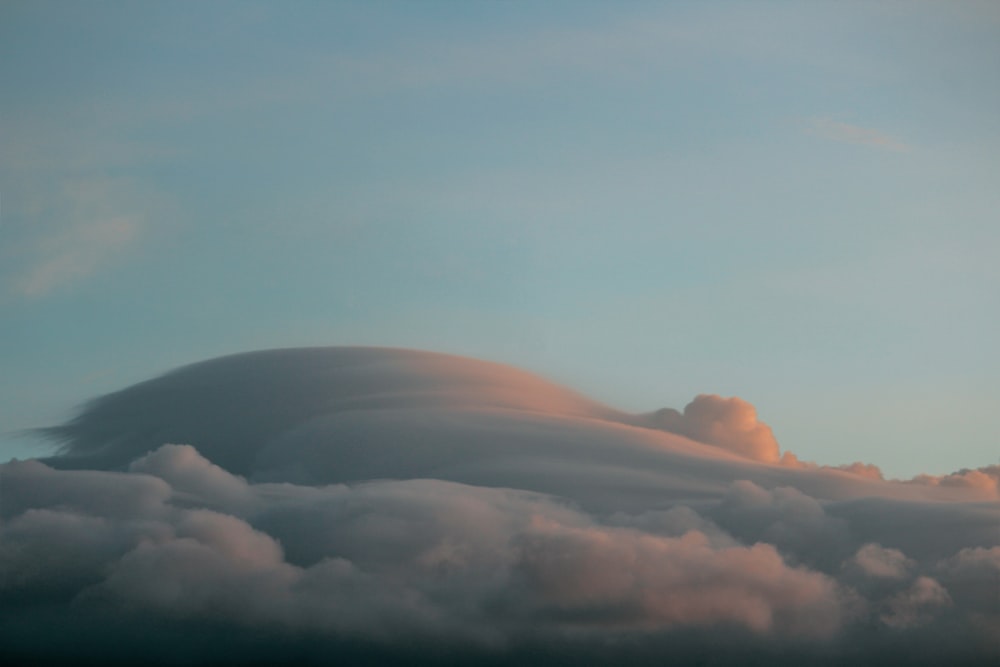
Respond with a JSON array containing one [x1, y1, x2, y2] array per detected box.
[[4, 179, 145, 298], [808, 117, 909, 151], [16, 216, 139, 297]]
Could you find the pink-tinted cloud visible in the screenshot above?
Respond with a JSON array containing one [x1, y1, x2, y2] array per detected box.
[[836, 462, 885, 480], [648, 394, 782, 462], [908, 465, 1000, 500], [6, 347, 1000, 665], [808, 117, 908, 152], [513, 519, 841, 638], [0, 455, 843, 644]]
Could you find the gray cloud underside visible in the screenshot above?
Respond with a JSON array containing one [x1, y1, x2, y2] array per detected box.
[[4, 347, 999, 665]]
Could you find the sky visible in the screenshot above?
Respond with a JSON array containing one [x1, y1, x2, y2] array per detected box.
[[2, 0, 999, 477]]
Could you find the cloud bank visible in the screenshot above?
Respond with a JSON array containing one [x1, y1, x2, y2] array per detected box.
[[4, 347, 1000, 665]]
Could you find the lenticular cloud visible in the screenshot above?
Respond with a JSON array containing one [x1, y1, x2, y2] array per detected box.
[[3, 347, 999, 666]]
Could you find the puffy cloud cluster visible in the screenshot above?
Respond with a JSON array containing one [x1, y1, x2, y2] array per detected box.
[[646, 394, 782, 463], [849, 543, 915, 580], [908, 465, 1000, 500], [1, 449, 843, 656], [5, 347, 1000, 665]]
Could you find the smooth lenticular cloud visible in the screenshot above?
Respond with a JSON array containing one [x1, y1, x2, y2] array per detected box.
[[4, 347, 1000, 665]]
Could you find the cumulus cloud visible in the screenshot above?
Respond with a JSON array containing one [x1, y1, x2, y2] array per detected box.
[[936, 546, 1000, 623], [908, 465, 1000, 500], [645, 394, 782, 462], [511, 519, 841, 638], [710, 481, 852, 572], [5, 347, 1000, 665], [129, 444, 254, 513], [0, 455, 842, 649], [848, 543, 915, 581], [880, 577, 952, 629]]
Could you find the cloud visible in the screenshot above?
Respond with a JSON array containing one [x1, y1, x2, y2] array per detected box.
[[128, 444, 255, 513], [645, 394, 782, 462], [3, 178, 144, 298], [880, 577, 952, 629], [908, 465, 1000, 500], [510, 519, 841, 638], [848, 543, 915, 580], [0, 456, 842, 645], [16, 215, 138, 297], [835, 462, 885, 480], [6, 347, 1000, 665], [936, 546, 1000, 619], [808, 117, 909, 152], [710, 481, 853, 571]]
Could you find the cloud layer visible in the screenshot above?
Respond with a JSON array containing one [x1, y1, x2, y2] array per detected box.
[[4, 347, 1000, 665]]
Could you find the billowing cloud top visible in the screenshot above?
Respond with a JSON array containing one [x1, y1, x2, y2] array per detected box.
[[644, 394, 782, 463], [4, 347, 1000, 666]]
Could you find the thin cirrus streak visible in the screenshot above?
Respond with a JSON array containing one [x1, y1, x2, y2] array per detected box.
[[808, 117, 909, 152], [5, 178, 146, 299], [3, 346, 999, 666]]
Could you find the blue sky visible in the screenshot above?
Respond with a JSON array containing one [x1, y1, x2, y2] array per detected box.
[[2, 0, 998, 477]]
